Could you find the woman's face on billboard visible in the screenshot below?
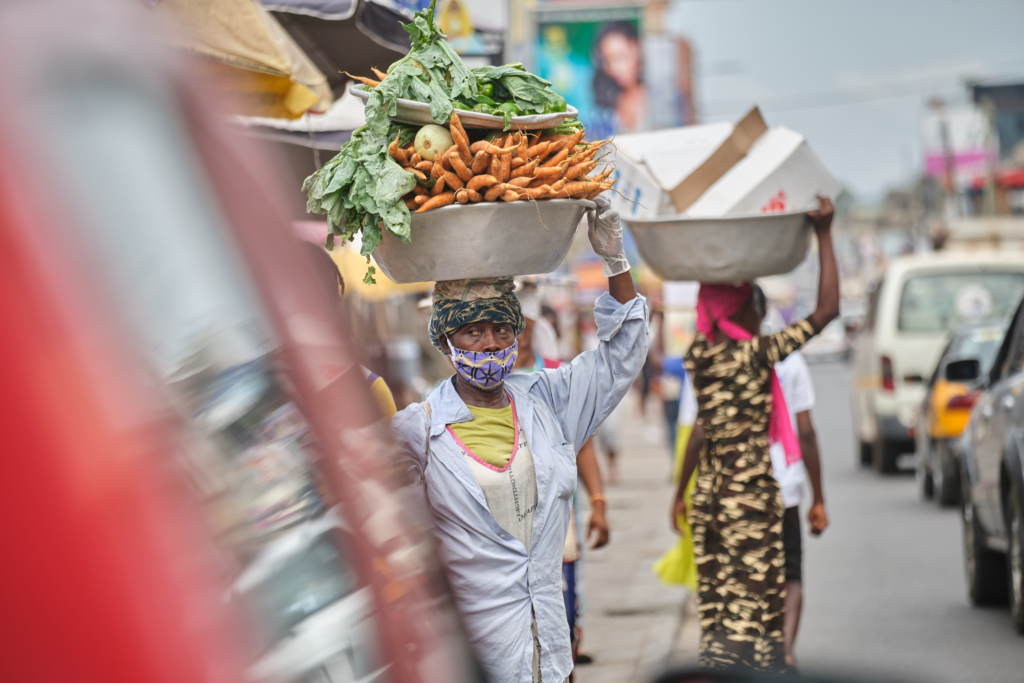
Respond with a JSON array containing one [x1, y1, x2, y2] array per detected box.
[[599, 32, 641, 88]]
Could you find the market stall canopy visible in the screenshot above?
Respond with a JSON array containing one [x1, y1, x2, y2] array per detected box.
[[260, 0, 411, 99], [234, 83, 365, 150], [149, 0, 333, 118]]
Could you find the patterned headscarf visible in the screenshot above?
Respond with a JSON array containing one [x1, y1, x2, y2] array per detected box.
[[428, 278, 526, 353]]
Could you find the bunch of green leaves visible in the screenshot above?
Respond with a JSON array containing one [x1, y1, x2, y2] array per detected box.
[[302, 122, 418, 283], [364, 0, 478, 138], [467, 63, 567, 128]]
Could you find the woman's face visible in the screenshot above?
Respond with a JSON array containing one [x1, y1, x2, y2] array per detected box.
[[599, 32, 641, 88], [447, 321, 517, 354]]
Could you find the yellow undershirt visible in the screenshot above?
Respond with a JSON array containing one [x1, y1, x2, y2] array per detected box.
[[450, 404, 515, 468]]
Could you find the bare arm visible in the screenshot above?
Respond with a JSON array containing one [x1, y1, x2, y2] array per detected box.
[[808, 197, 840, 332], [608, 271, 637, 305], [671, 421, 705, 533], [797, 411, 828, 535], [576, 438, 609, 548]]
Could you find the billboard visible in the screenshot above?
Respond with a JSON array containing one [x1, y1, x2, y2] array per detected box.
[[533, 5, 694, 138]]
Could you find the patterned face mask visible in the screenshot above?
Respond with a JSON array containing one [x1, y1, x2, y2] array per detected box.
[[448, 339, 519, 390]]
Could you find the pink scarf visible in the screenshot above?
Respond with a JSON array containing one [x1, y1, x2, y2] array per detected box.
[[695, 284, 802, 466]]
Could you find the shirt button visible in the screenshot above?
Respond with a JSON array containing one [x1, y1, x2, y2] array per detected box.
[[500, 534, 506, 538]]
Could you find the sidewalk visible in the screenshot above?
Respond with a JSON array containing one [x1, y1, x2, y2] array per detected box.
[[574, 392, 698, 683]]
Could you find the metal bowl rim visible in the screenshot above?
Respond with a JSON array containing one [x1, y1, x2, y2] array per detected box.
[[409, 197, 596, 219], [622, 210, 811, 227]]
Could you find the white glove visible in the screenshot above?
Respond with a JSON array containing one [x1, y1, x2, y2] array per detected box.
[[587, 195, 629, 277]]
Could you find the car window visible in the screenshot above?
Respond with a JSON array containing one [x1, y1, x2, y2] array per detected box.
[[37, 69, 388, 681], [956, 325, 1007, 375], [898, 271, 1024, 333]]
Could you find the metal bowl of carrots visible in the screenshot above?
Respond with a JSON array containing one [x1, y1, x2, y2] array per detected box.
[[624, 211, 813, 283], [372, 198, 594, 284]]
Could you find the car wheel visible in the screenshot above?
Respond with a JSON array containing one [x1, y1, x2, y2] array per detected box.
[[935, 443, 961, 507], [873, 437, 900, 474], [1008, 482, 1024, 633], [963, 483, 1008, 606], [858, 440, 873, 467], [917, 449, 934, 500]]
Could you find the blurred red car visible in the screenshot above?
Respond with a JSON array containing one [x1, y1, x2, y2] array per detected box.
[[0, 4, 480, 683]]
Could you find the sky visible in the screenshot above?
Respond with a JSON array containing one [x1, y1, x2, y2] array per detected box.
[[666, 0, 1024, 203]]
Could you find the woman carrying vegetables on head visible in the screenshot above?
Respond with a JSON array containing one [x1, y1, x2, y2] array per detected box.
[[669, 197, 839, 672], [391, 197, 647, 683]]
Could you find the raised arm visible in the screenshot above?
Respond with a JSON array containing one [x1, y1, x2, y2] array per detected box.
[[808, 196, 839, 332], [527, 195, 649, 448]]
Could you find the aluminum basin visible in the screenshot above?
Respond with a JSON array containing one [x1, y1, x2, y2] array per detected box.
[[350, 84, 579, 131], [624, 211, 812, 283], [373, 199, 594, 283]]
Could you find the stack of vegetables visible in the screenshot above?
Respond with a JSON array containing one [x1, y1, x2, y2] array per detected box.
[[396, 114, 613, 213], [301, 0, 616, 282]]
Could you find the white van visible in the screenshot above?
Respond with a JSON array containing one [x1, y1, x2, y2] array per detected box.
[[852, 252, 1024, 472]]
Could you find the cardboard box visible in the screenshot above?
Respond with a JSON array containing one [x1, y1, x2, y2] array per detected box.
[[684, 126, 841, 218], [609, 107, 838, 219]]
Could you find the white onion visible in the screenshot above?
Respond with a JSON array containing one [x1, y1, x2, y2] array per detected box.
[[414, 124, 454, 161]]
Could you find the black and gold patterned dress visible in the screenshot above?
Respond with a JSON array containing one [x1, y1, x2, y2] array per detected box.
[[683, 319, 818, 671]]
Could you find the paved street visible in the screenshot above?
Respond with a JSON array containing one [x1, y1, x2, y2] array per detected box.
[[577, 362, 1024, 682]]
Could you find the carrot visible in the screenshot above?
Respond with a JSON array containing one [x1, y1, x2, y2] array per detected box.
[[484, 183, 514, 202], [511, 160, 539, 179], [516, 185, 551, 200], [500, 190, 525, 202], [440, 145, 457, 171], [413, 185, 428, 196], [342, 71, 379, 88], [431, 159, 444, 179], [471, 150, 489, 175], [415, 160, 434, 172], [489, 152, 502, 179], [465, 188, 484, 202], [431, 176, 446, 196], [389, 132, 409, 166], [450, 113, 473, 165], [455, 189, 470, 204], [449, 150, 474, 182], [508, 176, 535, 188], [552, 180, 597, 198], [534, 165, 565, 181], [443, 170, 464, 190], [564, 160, 599, 182], [526, 141, 550, 159], [371, 67, 388, 81], [499, 151, 512, 182], [517, 132, 529, 165], [414, 194, 429, 205], [511, 157, 524, 169], [470, 140, 521, 156], [467, 174, 499, 192], [541, 148, 569, 168], [550, 179, 567, 193], [405, 168, 427, 181], [417, 192, 456, 212], [410, 152, 423, 166], [404, 196, 418, 210]]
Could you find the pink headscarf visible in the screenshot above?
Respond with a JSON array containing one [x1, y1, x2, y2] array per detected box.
[[696, 283, 802, 466]]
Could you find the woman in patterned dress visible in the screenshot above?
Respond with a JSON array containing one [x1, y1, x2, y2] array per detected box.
[[670, 198, 839, 671]]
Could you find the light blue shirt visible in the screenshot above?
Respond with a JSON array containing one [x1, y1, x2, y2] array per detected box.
[[390, 292, 649, 683]]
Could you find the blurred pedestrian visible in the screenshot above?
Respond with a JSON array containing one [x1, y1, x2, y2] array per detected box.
[[752, 285, 830, 668], [670, 198, 838, 671], [391, 198, 648, 683]]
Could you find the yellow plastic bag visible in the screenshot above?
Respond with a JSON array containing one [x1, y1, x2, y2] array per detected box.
[[653, 424, 698, 590]]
